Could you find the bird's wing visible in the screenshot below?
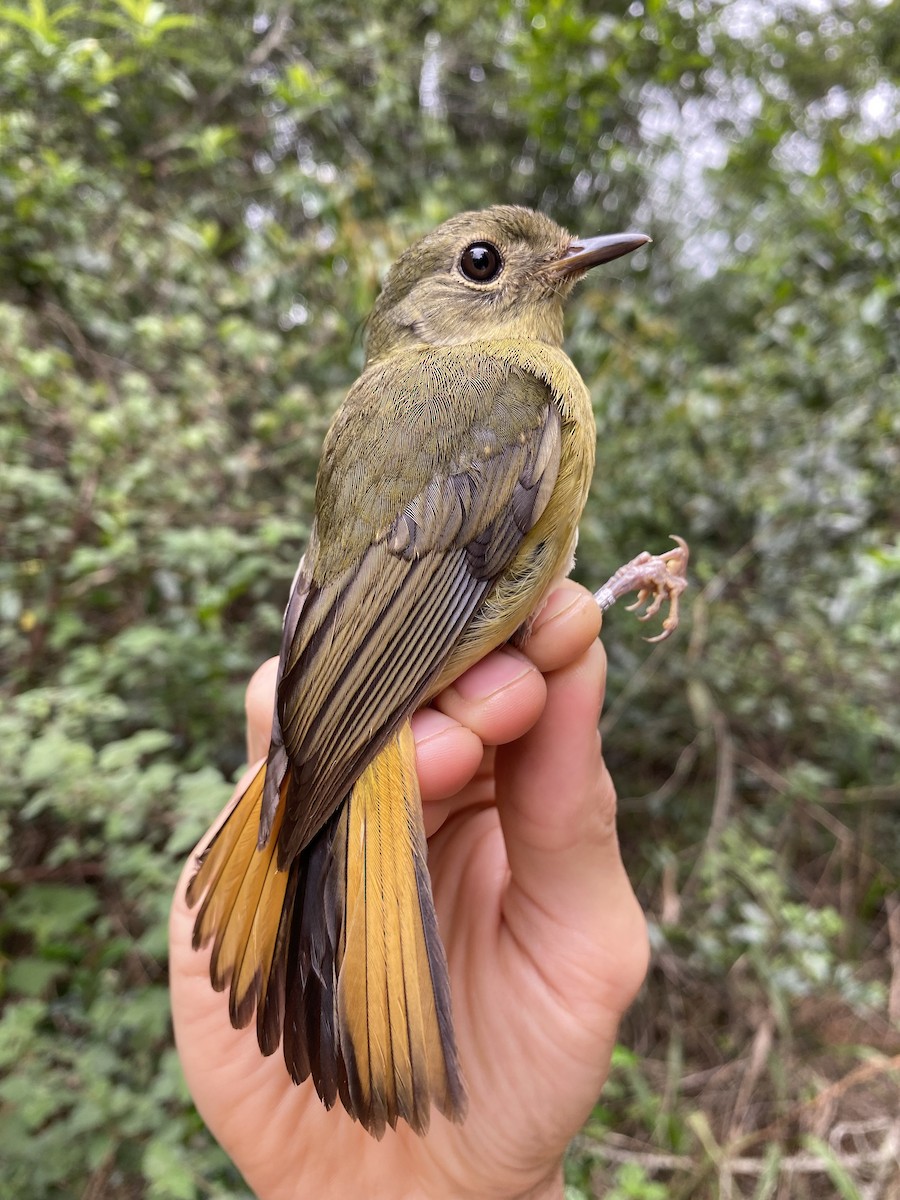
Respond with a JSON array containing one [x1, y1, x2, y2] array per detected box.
[[268, 357, 562, 864]]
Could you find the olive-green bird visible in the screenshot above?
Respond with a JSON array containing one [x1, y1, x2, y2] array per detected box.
[[187, 205, 655, 1138]]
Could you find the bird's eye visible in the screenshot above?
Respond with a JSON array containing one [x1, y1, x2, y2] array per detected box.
[[459, 242, 503, 283]]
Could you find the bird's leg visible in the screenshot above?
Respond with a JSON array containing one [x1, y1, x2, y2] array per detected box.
[[593, 535, 689, 643]]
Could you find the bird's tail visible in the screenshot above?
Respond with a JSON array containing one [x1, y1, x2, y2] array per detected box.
[[186, 722, 466, 1137]]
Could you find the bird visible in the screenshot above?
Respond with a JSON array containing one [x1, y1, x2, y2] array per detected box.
[[186, 205, 675, 1139]]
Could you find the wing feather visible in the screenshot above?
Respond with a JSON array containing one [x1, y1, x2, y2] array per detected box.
[[269, 368, 563, 865]]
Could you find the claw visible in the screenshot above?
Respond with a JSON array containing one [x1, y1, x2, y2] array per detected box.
[[593, 535, 689, 642]]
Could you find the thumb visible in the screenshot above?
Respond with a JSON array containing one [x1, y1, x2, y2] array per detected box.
[[496, 637, 648, 1014]]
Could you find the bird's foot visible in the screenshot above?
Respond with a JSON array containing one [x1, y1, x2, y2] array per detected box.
[[593, 535, 690, 643]]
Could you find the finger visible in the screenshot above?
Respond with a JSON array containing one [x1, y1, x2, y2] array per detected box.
[[497, 638, 648, 1012], [411, 707, 485, 812], [421, 647, 548, 834], [524, 579, 603, 674], [246, 657, 278, 762], [433, 646, 547, 745]]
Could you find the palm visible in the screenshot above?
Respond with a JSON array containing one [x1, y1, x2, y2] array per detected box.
[[170, 583, 648, 1200]]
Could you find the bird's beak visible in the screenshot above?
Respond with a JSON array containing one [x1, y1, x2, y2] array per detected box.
[[551, 231, 651, 277]]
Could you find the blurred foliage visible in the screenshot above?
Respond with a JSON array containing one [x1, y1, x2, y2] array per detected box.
[[1, 0, 898, 1195]]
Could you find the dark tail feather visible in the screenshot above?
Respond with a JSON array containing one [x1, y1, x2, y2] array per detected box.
[[280, 808, 349, 1111]]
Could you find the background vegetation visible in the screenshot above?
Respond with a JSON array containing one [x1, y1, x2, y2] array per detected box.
[[1, 0, 898, 1196]]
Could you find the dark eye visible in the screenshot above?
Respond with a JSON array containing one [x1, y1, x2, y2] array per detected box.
[[459, 242, 503, 283]]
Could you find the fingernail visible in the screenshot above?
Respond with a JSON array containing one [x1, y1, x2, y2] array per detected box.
[[450, 650, 533, 701], [531, 588, 583, 631]]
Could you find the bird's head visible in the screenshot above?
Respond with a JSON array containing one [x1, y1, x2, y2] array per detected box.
[[365, 205, 649, 362]]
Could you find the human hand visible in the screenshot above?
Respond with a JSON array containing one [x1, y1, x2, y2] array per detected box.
[[169, 579, 648, 1200]]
